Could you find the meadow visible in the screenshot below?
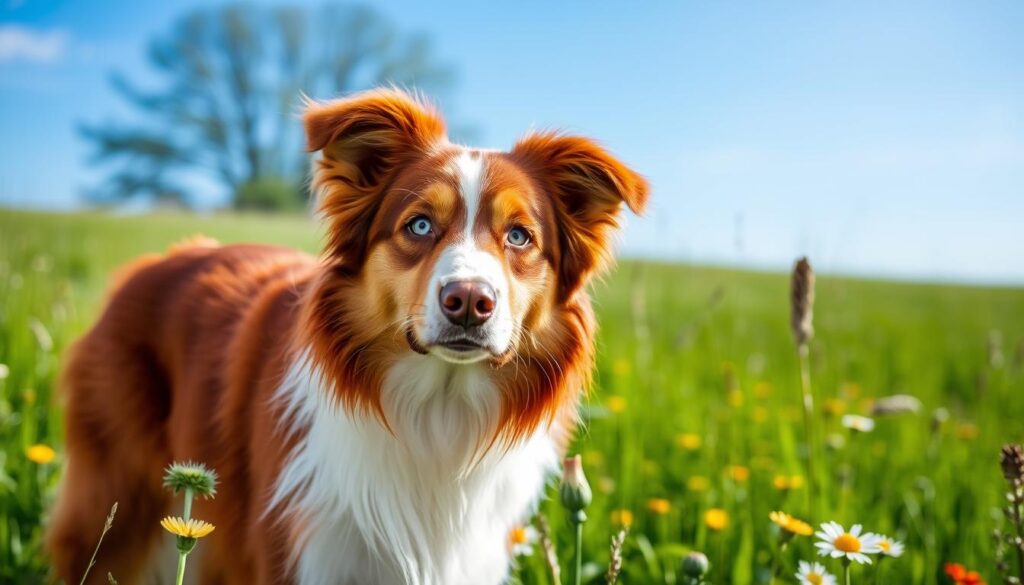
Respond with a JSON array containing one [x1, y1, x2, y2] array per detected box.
[[1, 209, 1021, 584]]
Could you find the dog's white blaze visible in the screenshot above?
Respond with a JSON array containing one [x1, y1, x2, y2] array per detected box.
[[270, 351, 558, 585], [418, 150, 514, 359]]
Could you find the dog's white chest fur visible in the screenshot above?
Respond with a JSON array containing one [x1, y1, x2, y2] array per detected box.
[[271, 352, 559, 585]]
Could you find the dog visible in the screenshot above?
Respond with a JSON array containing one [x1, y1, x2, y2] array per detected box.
[[47, 88, 648, 585]]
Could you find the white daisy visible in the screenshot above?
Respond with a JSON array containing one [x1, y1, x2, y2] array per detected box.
[[841, 415, 875, 433], [814, 521, 882, 564], [508, 525, 539, 557], [796, 560, 837, 585], [875, 534, 905, 557]]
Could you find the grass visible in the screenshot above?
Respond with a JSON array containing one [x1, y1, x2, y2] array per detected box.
[[1, 208, 1021, 584]]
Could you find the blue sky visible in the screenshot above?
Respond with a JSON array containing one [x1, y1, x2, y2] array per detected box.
[[2, 1, 1022, 283]]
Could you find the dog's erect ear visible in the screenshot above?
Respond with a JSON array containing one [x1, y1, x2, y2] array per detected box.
[[304, 89, 447, 268], [511, 132, 649, 301]]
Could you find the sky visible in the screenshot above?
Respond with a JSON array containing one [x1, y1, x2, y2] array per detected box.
[[1, 1, 1022, 284]]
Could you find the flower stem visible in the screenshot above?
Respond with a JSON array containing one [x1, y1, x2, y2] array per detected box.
[[843, 559, 851, 585], [183, 487, 194, 521], [798, 344, 817, 516], [175, 552, 188, 585], [572, 518, 583, 585]]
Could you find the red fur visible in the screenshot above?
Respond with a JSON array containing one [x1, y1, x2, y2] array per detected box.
[[47, 88, 646, 584]]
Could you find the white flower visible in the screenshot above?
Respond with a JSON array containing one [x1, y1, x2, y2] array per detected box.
[[814, 521, 881, 564], [875, 534, 905, 557], [796, 560, 837, 585], [841, 414, 875, 433], [508, 525, 538, 557]]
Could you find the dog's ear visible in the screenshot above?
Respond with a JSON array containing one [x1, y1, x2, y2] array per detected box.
[[511, 132, 649, 301], [304, 89, 446, 269]]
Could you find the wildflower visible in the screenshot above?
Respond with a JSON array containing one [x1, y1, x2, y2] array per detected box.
[[822, 398, 847, 417], [507, 524, 538, 557], [796, 560, 837, 585], [945, 562, 987, 585], [687, 476, 710, 492], [773, 475, 805, 491], [753, 381, 772, 399], [955, 422, 980, 441], [647, 498, 671, 515], [875, 535, 904, 557], [871, 394, 922, 416], [704, 508, 728, 531], [727, 465, 750, 482], [840, 382, 861, 399], [769, 511, 813, 536], [610, 509, 634, 528], [676, 433, 702, 450], [163, 462, 218, 498], [596, 476, 616, 495], [999, 444, 1024, 481], [727, 389, 744, 408], [606, 396, 627, 414], [752, 406, 769, 423], [26, 444, 56, 464], [161, 516, 215, 539], [814, 521, 881, 564], [841, 415, 875, 433]]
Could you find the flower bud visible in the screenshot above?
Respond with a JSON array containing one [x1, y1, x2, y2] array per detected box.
[[1000, 444, 1024, 482], [682, 551, 710, 578], [559, 454, 592, 521]]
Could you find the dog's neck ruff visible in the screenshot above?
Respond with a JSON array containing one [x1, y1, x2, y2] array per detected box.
[[270, 350, 558, 585]]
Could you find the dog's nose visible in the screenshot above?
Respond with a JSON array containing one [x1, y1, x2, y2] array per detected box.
[[439, 281, 495, 327]]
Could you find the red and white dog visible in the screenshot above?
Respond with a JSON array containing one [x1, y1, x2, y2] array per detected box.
[[48, 89, 648, 584]]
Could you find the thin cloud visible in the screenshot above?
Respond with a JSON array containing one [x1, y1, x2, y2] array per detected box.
[[0, 25, 68, 64]]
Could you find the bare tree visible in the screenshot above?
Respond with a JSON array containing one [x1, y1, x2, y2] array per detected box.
[[82, 4, 456, 209]]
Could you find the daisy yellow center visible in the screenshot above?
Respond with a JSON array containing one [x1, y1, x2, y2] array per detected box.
[[879, 540, 891, 552], [509, 527, 527, 545], [834, 533, 861, 553], [807, 573, 823, 585]]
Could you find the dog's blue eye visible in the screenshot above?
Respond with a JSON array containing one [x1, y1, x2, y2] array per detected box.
[[506, 227, 530, 247], [408, 216, 432, 236]]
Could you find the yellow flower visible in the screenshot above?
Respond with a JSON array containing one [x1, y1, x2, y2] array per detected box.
[[597, 476, 616, 494], [769, 511, 814, 536], [727, 389, 744, 408], [606, 396, 627, 414], [704, 508, 729, 531], [752, 406, 769, 423], [840, 382, 861, 399], [675, 433, 702, 451], [956, 422, 980, 441], [26, 444, 56, 464], [773, 475, 805, 491], [753, 381, 773, 400], [727, 465, 750, 482], [612, 359, 631, 376], [610, 509, 634, 528], [823, 398, 847, 417], [687, 476, 711, 492], [647, 498, 671, 515], [160, 516, 215, 539]]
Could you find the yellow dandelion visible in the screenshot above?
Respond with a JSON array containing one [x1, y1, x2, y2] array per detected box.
[[610, 509, 634, 528], [704, 508, 729, 531], [769, 511, 814, 536], [26, 444, 56, 464], [675, 433, 702, 450], [687, 476, 711, 492], [753, 381, 773, 400], [647, 498, 671, 515], [606, 396, 627, 414], [160, 516, 215, 539], [773, 475, 805, 491], [727, 465, 750, 482]]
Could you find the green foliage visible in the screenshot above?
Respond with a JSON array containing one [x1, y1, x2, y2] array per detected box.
[[234, 177, 304, 211], [1, 209, 1022, 583]]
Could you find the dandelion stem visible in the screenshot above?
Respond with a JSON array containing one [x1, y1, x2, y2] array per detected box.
[[174, 552, 187, 585]]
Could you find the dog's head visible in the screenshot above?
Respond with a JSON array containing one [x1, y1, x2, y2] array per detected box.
[[302, 89, 647, 431]]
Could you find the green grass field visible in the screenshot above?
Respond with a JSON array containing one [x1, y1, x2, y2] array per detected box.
[[1, 209, 1021, 584]]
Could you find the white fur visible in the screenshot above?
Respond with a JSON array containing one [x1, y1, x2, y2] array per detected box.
[[270, 350, 559, 585], [417, 150, 515, 361]]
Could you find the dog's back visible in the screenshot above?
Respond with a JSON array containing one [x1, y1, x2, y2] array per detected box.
[[47, 239, 314, 584]]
